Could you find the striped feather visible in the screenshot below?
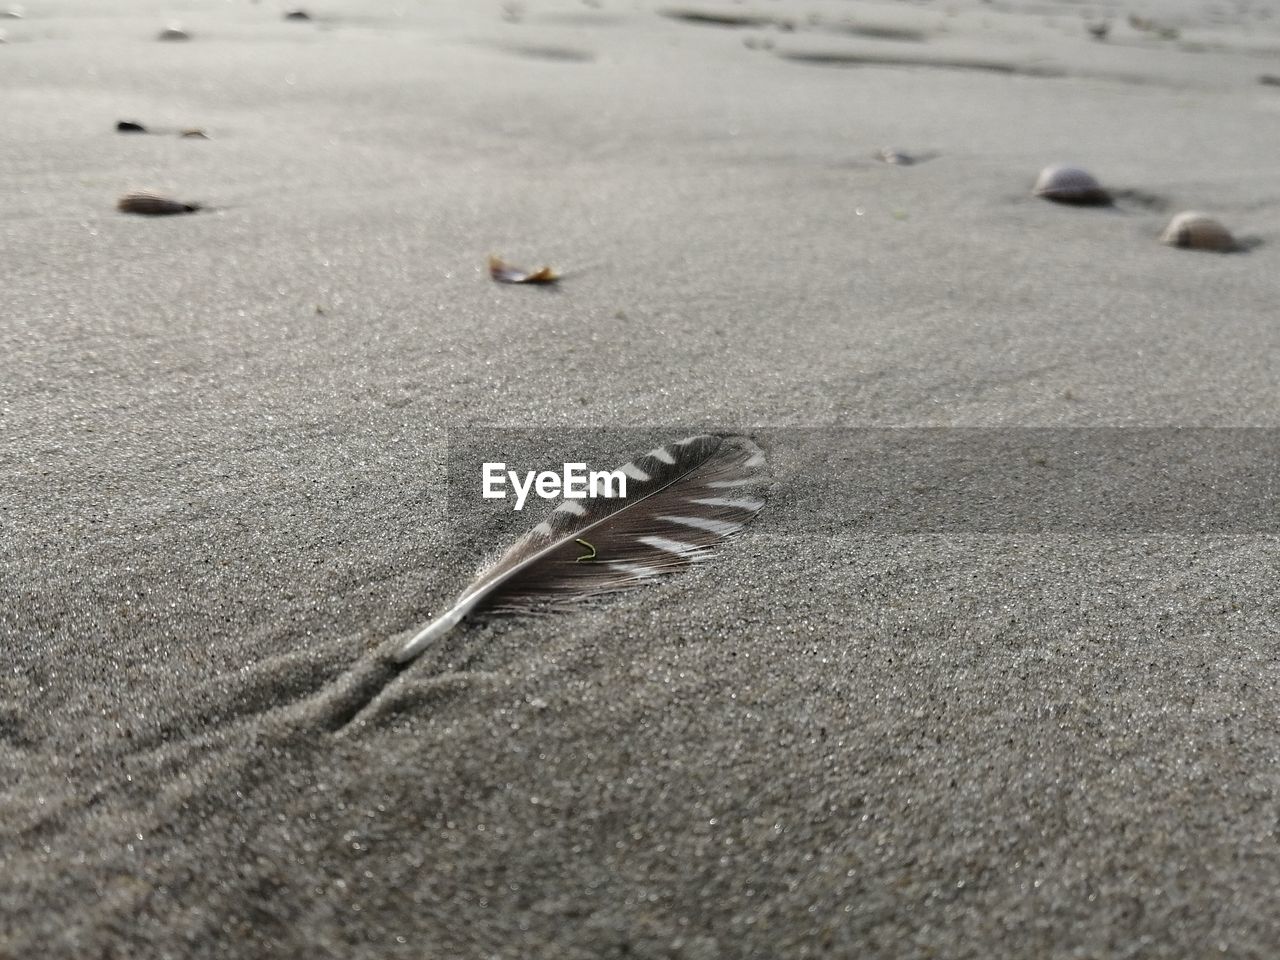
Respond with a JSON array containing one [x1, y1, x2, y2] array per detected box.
[[395, 434, 766, 662]]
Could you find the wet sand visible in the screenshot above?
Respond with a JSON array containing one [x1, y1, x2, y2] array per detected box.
[[4, 1, 1280, 957]]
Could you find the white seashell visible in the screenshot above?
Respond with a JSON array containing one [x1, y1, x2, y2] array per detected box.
[[875, 147, 915, 166], [117, 192, 201, 216], [1033, 164, 1111, 205], [1159, 211, 1238, 252]]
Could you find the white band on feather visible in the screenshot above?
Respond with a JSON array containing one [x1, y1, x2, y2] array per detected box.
[[619, 462, 651, 482], [688, 497, 765, 512], [637, 535, 706, 559], [607, 561, 660, 580], [657, 514, 742, 537]]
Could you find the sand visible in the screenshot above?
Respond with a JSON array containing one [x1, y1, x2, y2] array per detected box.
[[4, 0, 1280, 957]]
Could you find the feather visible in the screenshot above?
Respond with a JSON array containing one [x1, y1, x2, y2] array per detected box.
[[395, 433, 766, 663]]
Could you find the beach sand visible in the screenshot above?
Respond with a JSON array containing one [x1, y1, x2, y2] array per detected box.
[[4, 1, 1280, 956]]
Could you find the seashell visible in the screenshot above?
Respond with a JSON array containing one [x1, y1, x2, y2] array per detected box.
[[116, 120, 148, 133], [117, 193, 201, 216], [178, 127, 209, 139], [157, 23, 190, 41], [1033, 164, 1111, 205], [1159, 211, 1238, 252], [875, 147, 915, 166], [283, 9, 312, 20]]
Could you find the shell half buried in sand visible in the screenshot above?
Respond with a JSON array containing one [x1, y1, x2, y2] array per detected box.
[[875, 147, 915, 166], [117, 193, 201, 216], [157, 24, 190, 41], [1160, 211, 1239, 252], [1033, 164, 1112, 205]]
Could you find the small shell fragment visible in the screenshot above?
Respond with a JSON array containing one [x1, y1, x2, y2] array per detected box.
[[1159, 211, 1238, 252], [488, 255, 558, 284], [117, 193, 201, 216], [283, 9, 312, 20], [875, 147, 915, 166], [116, 120, 148, 133], [179, 128, 210, 139], [157, 24, 190, 41], [1033, 164, 1111, 205]]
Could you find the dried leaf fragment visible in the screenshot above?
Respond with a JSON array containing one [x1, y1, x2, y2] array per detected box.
[[488, 255, 559, 284], [117, 192, 201, 216]]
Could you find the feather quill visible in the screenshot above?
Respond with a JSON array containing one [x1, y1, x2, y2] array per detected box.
[[395, 434, 766, 663]]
